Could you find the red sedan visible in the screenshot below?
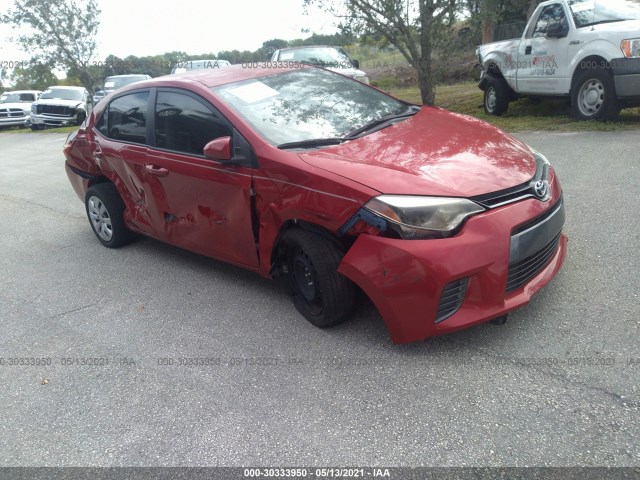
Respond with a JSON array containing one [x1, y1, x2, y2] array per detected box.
[[64, 65, 567, 344]]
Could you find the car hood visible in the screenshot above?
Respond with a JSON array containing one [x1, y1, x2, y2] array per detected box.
[[588, 19, 640, 35], [0, 102, 30, 110], [299, 107, 537, 197], [35, 98, 84, 108]]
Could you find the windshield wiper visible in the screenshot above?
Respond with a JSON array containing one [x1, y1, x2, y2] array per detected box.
[[343, 105, 421, 140], [277, 137, 345, 150]]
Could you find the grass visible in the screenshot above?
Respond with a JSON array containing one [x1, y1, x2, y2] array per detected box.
[[391, 82, 640, 132]]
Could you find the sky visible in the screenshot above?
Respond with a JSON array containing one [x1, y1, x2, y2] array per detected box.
[[0, 0, 339, 73]]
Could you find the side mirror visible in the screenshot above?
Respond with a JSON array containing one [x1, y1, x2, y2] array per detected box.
[[546, 22, 568, 39], [352, 59, 360, 69], [204, 136, 231, 161]]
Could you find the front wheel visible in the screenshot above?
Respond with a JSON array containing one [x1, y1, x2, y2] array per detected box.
[[283, 229, 355, 328], [571, 69, 620, 120], [483, 76, 510, 116], [85, 183, 134, 248]]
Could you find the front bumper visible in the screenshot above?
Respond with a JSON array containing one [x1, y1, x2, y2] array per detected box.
[[338, 178, 567, 344], [612, 58, 640, 98], [30, 113, 78, 127], [0, 113, 29, 127]]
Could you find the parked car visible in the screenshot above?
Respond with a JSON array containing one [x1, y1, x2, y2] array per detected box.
[[0, 90, 41, 128], [477, 0, 640, 120], [30, 86, 90, 130], [271, 46, 370, 84], [63, 65, 566, 344], [171, 59, 231, 74], [93, 90, 106, 104], [103, 74, 152, 96]]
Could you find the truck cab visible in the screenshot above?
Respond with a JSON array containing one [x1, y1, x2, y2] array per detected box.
[[477, 0, 640, 120]]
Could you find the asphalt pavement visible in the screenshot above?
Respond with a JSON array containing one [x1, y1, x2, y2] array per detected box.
[[0, 129, 638, 467]]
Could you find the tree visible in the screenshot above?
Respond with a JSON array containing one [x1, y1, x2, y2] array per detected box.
[[467, 0, 544, 43], [10, 62, 58, 90], [1, 0, 101, 93], [305, 0, 459, 105]]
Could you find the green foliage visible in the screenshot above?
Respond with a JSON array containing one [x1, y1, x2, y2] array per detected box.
[[1, 0, 101, 92], [10, 62, 58, 90]]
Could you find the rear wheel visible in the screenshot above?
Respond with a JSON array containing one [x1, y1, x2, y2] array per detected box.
[[571, 69, 620, 120], [85, 183, 134, 248], [283, 229, 355, 328], [483, 76, 510, 116]]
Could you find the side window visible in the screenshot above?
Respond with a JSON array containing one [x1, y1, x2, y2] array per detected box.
[[532, 4, 567, 38], [20, 94, 35, 102], [155, 91, 231, 156], [98, 92, 149, 144]]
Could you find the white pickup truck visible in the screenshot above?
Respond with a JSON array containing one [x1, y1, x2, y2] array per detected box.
[[477, 0, 640, 120]]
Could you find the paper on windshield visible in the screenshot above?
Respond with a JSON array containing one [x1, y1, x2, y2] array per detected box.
[[104, 81, 115, 88], [570, 1, 595, 12], [227, 81, 280, 104], [280, 52, 294, 60]]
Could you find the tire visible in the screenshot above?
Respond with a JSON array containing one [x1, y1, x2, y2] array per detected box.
[[483, 76, 510, 116], [76, 112, 86, 126], [85, 183, 134, 248], [30, 124, 43, 131], [571, 68, 620, 120], [282, 229, 355, 328]]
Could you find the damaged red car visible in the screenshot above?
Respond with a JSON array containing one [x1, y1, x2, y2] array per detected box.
[[64, 65, 567, 344]]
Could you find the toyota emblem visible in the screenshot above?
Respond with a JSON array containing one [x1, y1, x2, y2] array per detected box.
[[534, 180, 548, 199]]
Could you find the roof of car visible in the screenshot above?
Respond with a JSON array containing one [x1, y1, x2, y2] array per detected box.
[[277, 45, 335, 51], [2, 90, 41, 94], [105, 74, 150, 78], [46, 86, 86, 90]]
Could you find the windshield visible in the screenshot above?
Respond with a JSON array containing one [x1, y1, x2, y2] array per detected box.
[[0, 93, 20, 103], [213, 68, 407, 146], [278, 47, 354, 69], [40, 88, 83, 101], [570, 0, 640, 27]]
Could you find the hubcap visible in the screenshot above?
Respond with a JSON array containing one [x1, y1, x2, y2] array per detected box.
[[578, 78, 604, 117], [292, 251, 322, 314], [486, 87, 497, 112], [88, 196, 113, 241]]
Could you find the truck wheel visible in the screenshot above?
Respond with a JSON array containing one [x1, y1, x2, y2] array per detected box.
[[282, 229, 355, 328], [484, 77, 510, 116], [572, 69, 620, 120], [85, 183, 134, 248]]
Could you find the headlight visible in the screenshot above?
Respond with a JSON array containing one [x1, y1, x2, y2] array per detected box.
[[31, 104, 37, 113], [621, 38, 640, 58], [364, 195, 485, 240]]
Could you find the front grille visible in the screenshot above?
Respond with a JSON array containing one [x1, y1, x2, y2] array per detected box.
[[507, 233, 561, 292], [435, 278, 469, 323], [37, 105, 75, 116], [0, 108, 26, 118]]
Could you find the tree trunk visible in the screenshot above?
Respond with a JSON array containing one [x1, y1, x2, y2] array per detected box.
[[417, 61, 436, 106], [482, 18, 494, 43]]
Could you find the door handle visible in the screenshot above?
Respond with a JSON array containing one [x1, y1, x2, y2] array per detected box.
[[145, 164, 169, 177], [525, 46, 532, 55]]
